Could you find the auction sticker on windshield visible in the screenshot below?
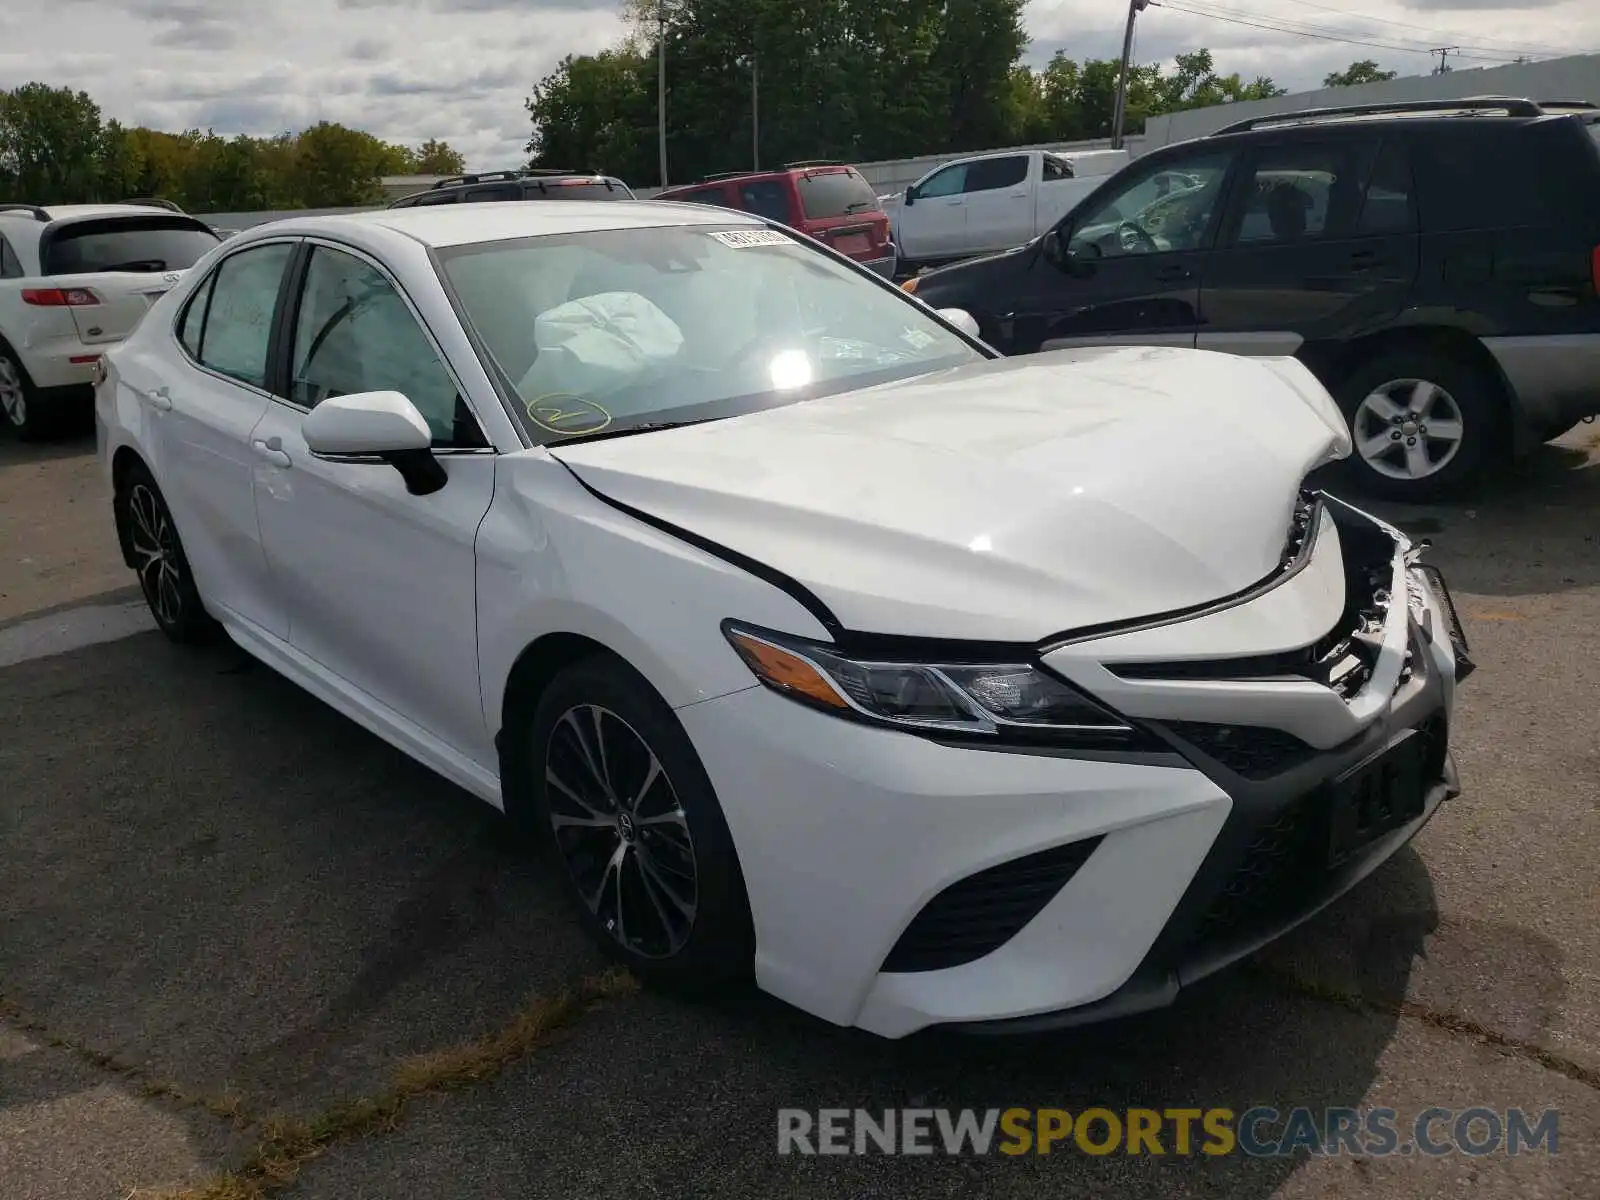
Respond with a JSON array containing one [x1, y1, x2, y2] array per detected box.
[[526, 394, 612, 436], [708, 229, 793, 248]]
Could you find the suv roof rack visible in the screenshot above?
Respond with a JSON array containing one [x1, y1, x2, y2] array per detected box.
[[699, 171, 751, 182], [785, 159, 848, 169], [117, 196, 184, 213], [428, 168, 597, 189], [0, 203, 50, 222], [1211, 95, 1545, 136]]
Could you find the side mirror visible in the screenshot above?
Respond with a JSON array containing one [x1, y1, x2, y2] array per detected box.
[[1041, 229, 1064, 265], [935, 307, 982, 339], [903, 187, 917, 207], [302, 390, 447, 496]]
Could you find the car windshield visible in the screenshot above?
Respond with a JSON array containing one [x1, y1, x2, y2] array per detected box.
[[41, 217, 220, 275], [436, 224, 982, 444]]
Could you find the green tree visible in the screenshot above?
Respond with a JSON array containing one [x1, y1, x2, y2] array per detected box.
[[0, 82, 107, 203], [408, 138, 467, 175], [527, 49, 656, 181], [290, 121, 407, 207], [1323, 60, 1397, 88]]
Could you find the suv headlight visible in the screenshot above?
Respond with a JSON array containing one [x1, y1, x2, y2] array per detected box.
[[722, 621, 1135, 742]]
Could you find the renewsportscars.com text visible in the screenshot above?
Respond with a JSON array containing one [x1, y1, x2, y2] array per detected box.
[[777, 1106, 1559, 1157]]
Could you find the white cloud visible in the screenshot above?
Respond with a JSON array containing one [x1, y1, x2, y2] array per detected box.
[[1, 0, 1597, 172]]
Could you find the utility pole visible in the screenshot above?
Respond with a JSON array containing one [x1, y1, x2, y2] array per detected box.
[[1430, 46, 1457, 75], [657, 0, 669, 187], [1111, 0, 1150, 150], [752, 53, 760, 171]]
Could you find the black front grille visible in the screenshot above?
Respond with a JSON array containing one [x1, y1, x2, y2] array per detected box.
[[882, 837, 1103, 973], [1164, 721, 1319, 780]]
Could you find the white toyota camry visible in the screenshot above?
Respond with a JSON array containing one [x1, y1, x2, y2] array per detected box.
[[96, 200, 1473, 1037]]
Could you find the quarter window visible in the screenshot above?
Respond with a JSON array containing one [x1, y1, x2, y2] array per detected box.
[[0, 235, 23, 278], [190, 242, 294, 389], [288, 246, 480, 446]]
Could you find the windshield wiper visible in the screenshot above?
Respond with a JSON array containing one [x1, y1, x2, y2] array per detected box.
[[549, 417, 721, 447], [97, 259, 168, 273], [842, 201, 877, 214]]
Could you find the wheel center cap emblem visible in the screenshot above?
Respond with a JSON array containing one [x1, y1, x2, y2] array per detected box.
[[1402, 420, 1419, 436], [617, 812, 636, 841]]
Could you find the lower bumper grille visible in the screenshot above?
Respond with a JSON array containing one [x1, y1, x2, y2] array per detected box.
[[882, 836, 1103, 974]]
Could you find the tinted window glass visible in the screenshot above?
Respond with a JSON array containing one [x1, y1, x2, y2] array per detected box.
[[409, 191, 458, 206], [796, 169, 879, 219], [1042, 155, 1072, 181], [665, 187, 728, 206], [1070, 150, 1236, 258], [1413, 121, 1597, 230], [916, 164, 966, 199], [41, 217, 220, 275], [194, 243, 293, 389], [465, 186, 519, 202], [738, 179, 792, 222], [0, 235, 23, 278], [289, 246, 476, 445], [965, 156, 1028, 193], [1356, 138, 1415, 234], [1232, 142, 1371, 245]]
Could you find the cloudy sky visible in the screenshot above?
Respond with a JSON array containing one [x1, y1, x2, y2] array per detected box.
[[2, 0, 1597, 170]]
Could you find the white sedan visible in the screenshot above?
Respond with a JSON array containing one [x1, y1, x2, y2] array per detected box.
[[96, 200, 1473, 1037]]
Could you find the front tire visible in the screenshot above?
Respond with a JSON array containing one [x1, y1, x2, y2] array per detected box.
[[523, 657, 754, 990], [116, 464, 215, 643], [1332, 348, 1501, 501]]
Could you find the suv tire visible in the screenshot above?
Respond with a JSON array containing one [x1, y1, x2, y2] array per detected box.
[[0, 347, 53, 442], [1332, 347, 1500, 502]]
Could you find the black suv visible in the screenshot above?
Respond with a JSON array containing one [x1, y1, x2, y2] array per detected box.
[[388, 169, 636, 208], [906, 97, 1600, 499]]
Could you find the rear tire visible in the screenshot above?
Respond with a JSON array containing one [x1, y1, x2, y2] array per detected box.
[[116, 463, 217, 643], [518, 656, 755, 993], [0, 347, 56, 442], [1331, 347, 1501, 502]]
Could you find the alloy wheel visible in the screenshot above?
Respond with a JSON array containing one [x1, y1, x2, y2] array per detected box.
[[1351, 378, 1466, 482], [544, 704, 698, 958], [0, 356, 25, 428], [127, 483, 185, 627]]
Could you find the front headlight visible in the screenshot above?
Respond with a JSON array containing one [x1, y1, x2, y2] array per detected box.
[[722, 621, 1135, 742]]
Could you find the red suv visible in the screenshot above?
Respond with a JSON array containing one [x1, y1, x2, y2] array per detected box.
[[656, 163, 894, 276]]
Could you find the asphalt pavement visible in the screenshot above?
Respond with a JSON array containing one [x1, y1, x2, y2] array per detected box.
[[1, 426, 1597, 1199]]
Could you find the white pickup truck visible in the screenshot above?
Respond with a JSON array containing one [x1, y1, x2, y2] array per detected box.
[[890, 147, 1129, 274]]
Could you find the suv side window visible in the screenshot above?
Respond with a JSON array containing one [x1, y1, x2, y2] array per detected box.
[[964, 156, 1029, 193], [1068, 149, 1237, 258], [465, 186, 519, 202], [288, 245, 483, 447], [738, 179, 791, 222], [1414, 122, 1589, 230], [1229, 142, 1372, 246], [1355, 138, 1416, 234], [191, 242, 294, 389], [410, 191, 458, 206], [0, 235, 24, 278]]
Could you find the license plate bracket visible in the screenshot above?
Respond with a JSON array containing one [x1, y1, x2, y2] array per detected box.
[[1325, 731, 1427, 868]]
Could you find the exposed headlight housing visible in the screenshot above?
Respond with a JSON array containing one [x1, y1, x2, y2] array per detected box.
[[722, 621, 1137, 744]]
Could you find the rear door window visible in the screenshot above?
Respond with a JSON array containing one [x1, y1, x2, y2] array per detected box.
[[737, 179, 793, 222], [41, 217, 220, 275], [1355, 138, 1416, 234], [963, 156, 1029, 194], [665, 186, 730, 207], [796, 169, 880, 220]]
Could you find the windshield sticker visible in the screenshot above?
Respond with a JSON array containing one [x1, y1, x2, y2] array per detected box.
[[900, 328, 937, 350], [707, 229, 793, 249], [525, 394, 613, 436]]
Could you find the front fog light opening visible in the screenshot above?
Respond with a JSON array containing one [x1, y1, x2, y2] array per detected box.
[[722, 621, 1136, 741]]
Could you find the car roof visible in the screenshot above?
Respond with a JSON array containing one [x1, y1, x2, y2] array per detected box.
[[242, 199, 767, 248]]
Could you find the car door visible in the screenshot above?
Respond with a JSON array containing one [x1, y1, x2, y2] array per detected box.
[[995, 146, 1240, 353], [899, 162, 969, 260], [157, 238, 299, 638], [1197, 134, 1419, 356], [959, 154, 1033, 253], [249, 240, 498, 766]]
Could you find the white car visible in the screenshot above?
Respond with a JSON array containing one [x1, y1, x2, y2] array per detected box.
[[1, 202, 221, 438], [95, 200, 1473, 1037]]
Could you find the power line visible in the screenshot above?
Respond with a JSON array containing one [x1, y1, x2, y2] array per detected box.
[[1151, 2, 1530, 64], [1160, 0, 1537, 62], [1269, 0, 1582, 60]]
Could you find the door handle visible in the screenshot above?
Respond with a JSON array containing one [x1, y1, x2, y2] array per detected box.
[[251, 437, 291, 468], [146, 385, 172, 412], [1154, 264, 1194, 282]]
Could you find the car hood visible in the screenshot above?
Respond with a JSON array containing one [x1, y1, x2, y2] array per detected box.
[[550, 346, 1352, 643]]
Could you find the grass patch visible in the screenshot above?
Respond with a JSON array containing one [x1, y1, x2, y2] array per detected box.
[[145, 967, 638, 1200]]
